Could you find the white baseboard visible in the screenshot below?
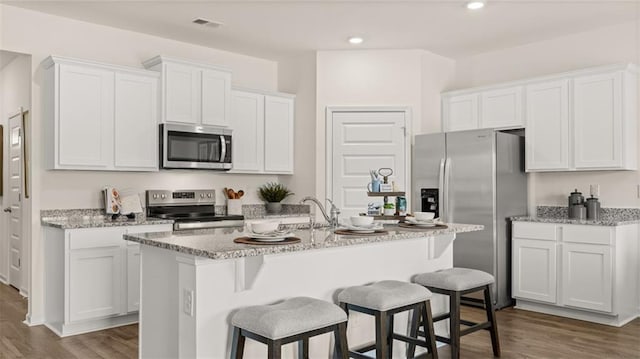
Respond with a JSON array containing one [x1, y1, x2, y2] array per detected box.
[[24, 314, 45, 326]]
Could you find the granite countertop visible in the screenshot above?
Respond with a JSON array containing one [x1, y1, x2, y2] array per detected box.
[[42, 215, 174, 229], [123, 223, 483, 260], [511, 206, 640, 226]]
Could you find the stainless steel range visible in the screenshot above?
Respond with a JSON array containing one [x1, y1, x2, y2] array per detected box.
[[146, 189, 244, 231]]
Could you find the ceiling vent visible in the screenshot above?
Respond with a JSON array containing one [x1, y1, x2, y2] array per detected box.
[[192, 17, 224, 28]]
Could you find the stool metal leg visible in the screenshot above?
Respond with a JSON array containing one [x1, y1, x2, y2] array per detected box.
[[298, 338, 309, 359], [334, 322, 349, 359], [374, 311, 388, 359], [422, 300, 438, 359], [230, 327, 245, 359], [483, 285, 501, 357], [267, 340, 282, 359], [449, 291, 461, 359]]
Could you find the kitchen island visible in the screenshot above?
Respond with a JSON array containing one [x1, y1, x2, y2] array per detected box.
[[125, 223, 483, 358]]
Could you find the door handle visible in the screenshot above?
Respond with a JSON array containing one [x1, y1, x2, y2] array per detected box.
[[219, 135, 227, 162], [3, 207, 11, 213]]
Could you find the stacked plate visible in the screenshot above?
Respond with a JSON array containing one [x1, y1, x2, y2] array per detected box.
[[339, 220, 384, 234], [248, 229, 295, 242], [405, 217, 440, 227]]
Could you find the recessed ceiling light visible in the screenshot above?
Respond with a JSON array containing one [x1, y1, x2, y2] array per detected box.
[[192, 17, 224, 29], [466, 1, 485, 10], [348, 36, 364, 45]]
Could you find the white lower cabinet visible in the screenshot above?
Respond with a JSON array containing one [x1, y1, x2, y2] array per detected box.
[[512, 238, 557, 304], [44, 223, 172, 336], [561, 242, 612, 312], [512, 221, 638, 326], [69, 245, 123, 322]]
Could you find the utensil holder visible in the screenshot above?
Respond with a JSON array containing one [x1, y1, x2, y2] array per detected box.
[[227, 199, 243, 215]]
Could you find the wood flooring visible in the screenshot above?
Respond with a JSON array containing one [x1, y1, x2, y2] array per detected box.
[[1, 283, 639, 358]]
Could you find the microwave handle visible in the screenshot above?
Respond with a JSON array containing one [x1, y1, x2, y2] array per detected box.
[[220, 135, 227, 162]]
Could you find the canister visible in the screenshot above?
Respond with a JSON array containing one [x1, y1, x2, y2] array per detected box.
[[396, 196, 407, 216], [586, 196, 601, 220]]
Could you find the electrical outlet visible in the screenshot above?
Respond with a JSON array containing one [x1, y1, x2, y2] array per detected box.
[[183, 289, 194, 316], [589, 184, 600, 197]]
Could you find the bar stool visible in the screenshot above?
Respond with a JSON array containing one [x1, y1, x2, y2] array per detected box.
[[230, 297, 349, 359], [338, 280, 438, 359], [410, 268, 500, 359]]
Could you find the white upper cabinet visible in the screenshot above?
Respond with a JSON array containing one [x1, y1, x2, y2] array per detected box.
[[201, 69, 232, 127], [573, 71, 633, 170], [480, 86, 524, 129], [143, 56, 232, 127], [57, 64, 114, 169], [114, 73, 159, 170], [43, 56, 160, 171], [264, 95, 294, 174], [229, 89, 294, 174], [443, 63, 637, 172], [230, 90, 265, 172], [525, 80, 570, 171], [164, 62, 200, 124], [442, 94, 478, 132]]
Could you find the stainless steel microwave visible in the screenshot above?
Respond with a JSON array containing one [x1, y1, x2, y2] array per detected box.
[[160, 123, 232, 170]]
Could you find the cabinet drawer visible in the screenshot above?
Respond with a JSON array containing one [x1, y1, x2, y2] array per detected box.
[[513, 222, 556, 241], [561, 225, 613, 245], [69, 228, 126, 250]]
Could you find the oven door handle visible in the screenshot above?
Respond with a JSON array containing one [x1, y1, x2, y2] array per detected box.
[[220, 135, 227, 163]]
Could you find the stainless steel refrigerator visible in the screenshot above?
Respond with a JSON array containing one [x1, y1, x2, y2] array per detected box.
[[413, 129, 527, 308]]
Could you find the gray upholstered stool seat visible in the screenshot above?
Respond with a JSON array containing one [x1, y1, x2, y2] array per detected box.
[[337, 280, 432, 311], [414, 267, 494, 292], [231, 297, 347, 340], [338, 280, 438, 359], [230, 297, 349, 359]]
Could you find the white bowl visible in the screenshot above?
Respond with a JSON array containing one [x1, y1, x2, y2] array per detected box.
[[350, 216, 374, 227], [249, 221, 280, 234], [413, 212, 435, 221]]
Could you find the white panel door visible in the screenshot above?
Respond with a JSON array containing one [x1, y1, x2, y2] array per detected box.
[[443, 94, 478, 132], [69, 246, 123, 321], [331, 111, 406, 218], [164, 63, 199, 124], [114, 73, 158, 170], [7, 115, 23, 289], [264, 95, 294, 173], [561, 243, 612, 312], [230, 91, 265, 172], [525, 80, 570, 171], [512, 238, 557, 303], [480, 86, 523, 129], [58, 64, 113, 168], [573, 72, 623, 169], [201, 69, 231, 127]]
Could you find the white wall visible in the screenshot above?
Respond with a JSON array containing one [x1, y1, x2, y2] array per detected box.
[[277, 52, 317, 200], [0, 4, 283, 325], [315, 49, 456, 208], [0, 52, 31, 290], [453, 21, 640, 209]]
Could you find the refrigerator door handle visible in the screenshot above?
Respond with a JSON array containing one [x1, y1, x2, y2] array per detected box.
[[438, 158, 445, 220], [444, 157, 452, 222]]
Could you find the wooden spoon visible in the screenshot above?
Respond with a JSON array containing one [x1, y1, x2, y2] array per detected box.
[[227, 188, 236, 199], [237, 190, 244, 199]]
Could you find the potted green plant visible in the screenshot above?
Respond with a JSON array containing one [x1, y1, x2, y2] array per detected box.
[[258, 182, 294, 214]]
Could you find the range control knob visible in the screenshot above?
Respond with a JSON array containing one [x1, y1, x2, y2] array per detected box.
[[161, 194, 166, 199], [153, 194, 158, 199], [207, 193, 212, 198], [200, 193, 205, 198]]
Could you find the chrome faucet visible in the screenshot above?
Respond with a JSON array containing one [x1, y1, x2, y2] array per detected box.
[[300, 197, 341, 227]]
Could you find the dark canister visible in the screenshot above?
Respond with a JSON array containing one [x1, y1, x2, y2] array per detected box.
[[586, 196, 601, 220], [568, 189, 585, 207]]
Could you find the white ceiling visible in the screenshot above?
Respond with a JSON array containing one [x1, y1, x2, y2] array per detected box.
[[5, 1, 638, 61]]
